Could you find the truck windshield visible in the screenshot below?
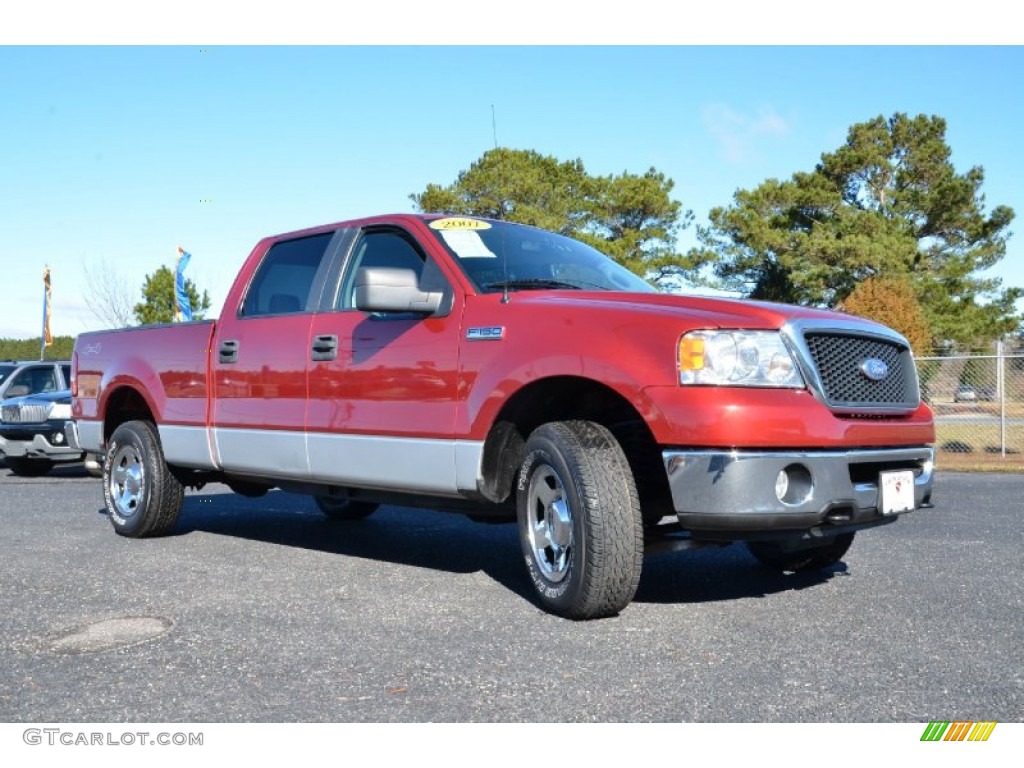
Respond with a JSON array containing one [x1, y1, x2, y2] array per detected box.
[[0, 364, 16, 385], [426, 218, 656, 294]]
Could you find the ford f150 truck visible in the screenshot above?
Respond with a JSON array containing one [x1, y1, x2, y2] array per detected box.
[[71, 214, 935, 619]]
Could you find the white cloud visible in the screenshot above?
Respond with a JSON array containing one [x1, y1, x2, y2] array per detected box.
[[702, 104, 792, 164]]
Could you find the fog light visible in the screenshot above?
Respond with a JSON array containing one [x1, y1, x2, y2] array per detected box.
[[53, 432, 65, 444], [775, 464, 813, 506]]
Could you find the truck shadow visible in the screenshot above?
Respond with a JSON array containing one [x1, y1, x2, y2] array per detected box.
[[170, 490, 847, 610], [636, 547, 847, 606]]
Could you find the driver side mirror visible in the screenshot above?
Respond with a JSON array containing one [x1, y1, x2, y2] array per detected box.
[[355, 267, 443, 315]]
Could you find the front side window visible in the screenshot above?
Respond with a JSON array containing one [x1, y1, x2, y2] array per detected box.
[[10, 366, 57, 394], [336, 230, 430, 310], [240, 232, 334, 317]]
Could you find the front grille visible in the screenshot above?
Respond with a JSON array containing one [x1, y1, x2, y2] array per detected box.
[[803, 333, 918, 410], [1, 404, 49, 423]]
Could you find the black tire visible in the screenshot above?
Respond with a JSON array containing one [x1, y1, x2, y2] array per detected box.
[[314, 496, 379, 520], [103, 420, 184, 538], [746, 533, 855, 573], [516, 421, 644, 620], [5, 458, 55, 477]]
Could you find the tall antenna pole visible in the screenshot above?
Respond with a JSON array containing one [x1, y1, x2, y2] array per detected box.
[[491, 104, 510, 304]]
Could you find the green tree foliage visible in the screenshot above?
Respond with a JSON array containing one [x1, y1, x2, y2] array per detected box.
[[133, 266, 211, 326], [411, 148, 695, 282], [0, 336, 75, 360], [693, 113, 1021, 345], [959, 357, 995, 388], [840, 276, 933, 355]]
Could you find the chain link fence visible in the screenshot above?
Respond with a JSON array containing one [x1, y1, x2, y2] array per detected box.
[[917, 343, 1024, 468]]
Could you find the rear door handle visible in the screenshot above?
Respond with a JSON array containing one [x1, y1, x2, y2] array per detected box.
[[311, 334, 338, 362], [219, 339, 239, 364]]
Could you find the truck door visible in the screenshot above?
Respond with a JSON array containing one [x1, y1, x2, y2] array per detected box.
[[305, 225, 462, 496], [211, 230, 343, 479]]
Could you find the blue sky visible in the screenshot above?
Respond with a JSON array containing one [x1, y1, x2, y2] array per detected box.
[[2, 42, 1022, 338]]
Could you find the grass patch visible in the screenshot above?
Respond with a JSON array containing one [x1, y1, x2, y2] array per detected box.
[[935, 422, 1024, 472], [935, 453, 1024, 473]]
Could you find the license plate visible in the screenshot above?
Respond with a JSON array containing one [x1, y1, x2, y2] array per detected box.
[[880, 470, 915, 515]]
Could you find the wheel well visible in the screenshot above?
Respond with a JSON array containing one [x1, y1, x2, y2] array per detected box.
[[102, 386, 155, 443], [479, 376, 672, 523]]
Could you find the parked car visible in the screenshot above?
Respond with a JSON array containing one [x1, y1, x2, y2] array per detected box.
[[954, 385, 977, 402], [0, 389, 102, 476], [976, 386, 997, 402], [0, 359, 72, 400]]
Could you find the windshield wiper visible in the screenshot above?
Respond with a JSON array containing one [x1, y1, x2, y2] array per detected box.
[[484, 279, 583, 292]]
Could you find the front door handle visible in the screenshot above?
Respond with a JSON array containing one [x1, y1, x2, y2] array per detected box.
[[311, 334, 338, 362], [219, 339, 239, 364]]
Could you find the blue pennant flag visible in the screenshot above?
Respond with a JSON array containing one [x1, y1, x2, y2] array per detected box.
[[175, 246, 193, 322]]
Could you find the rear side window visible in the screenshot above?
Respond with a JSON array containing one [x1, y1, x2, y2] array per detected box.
[[60, 365, 71, 388], [241, 233, 334, 317]]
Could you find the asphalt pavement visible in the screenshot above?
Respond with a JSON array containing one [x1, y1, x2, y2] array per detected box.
[[1, 464, 1021, 722]]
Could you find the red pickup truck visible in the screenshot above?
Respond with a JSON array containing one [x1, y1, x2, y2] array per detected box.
[[71, 214, 935, 619]]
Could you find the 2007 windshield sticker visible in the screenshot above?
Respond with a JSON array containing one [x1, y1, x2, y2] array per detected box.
[[429, 217, 492, 230]]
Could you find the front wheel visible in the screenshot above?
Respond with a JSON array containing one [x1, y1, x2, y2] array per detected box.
[[746, 533, 855, 573], [103, 420, 184, 538], [516, 421, 644, 620]]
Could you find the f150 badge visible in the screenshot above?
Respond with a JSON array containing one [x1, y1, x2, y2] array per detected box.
[[467, 326, 505, 341]]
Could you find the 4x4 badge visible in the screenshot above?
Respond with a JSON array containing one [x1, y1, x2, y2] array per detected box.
[[860, 358, 889, 381]]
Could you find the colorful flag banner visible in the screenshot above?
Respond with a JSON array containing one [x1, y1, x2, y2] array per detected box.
[[41, 266, 52, 359], [175, 246, 193, 322], [920, 721, 997, 742]]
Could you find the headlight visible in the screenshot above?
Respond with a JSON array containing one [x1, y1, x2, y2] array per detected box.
[[47, 402, 73, 420], [678, 330, 804, 388]]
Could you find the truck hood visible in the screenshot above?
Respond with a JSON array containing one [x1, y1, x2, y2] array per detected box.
[[1, 388, 71, 407], [512, 290, 869, 331]]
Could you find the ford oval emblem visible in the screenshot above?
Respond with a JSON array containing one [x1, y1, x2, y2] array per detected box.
[[860, 358, 889, 381]]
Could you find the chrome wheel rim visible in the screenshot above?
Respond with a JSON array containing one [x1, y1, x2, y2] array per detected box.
[[526, 464, 573, 583], [109, 444, 145, 519]]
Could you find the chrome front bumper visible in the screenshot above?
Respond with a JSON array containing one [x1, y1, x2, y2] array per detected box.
[[662, 447, 935, 533]]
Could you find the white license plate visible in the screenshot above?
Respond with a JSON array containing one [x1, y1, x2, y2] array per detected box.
[[880, 470, 915, 515]]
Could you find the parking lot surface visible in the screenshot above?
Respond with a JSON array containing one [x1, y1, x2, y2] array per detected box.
[[1, 465, 1021, 722]]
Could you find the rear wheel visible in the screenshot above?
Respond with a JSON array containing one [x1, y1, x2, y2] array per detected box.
[[314, 496, 379, 520], [516, 421, 644, 620], [104, 420, 184, 538], [746, 533, 855, 573], [5, 458, 55, 477]]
